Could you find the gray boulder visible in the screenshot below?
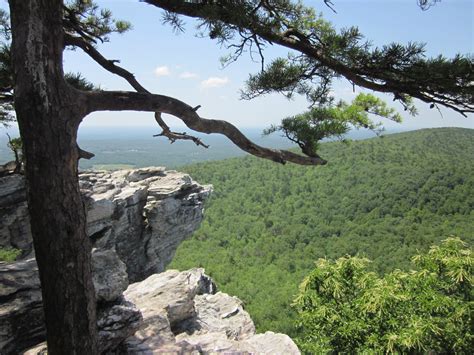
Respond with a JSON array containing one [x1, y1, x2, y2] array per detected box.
[[124, 268, 216, 327], [121, 269, 300, 354], [92, 249, 129, 302]]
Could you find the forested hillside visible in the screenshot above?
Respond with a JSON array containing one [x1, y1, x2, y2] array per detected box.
[[169, 128, 474, 335]]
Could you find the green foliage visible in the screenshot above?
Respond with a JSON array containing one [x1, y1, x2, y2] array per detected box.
[[7, 134, 22, 157], [169, 128, 474, 335], [0, 247, 21, 262], [64, 72, 98, 91], [264, 93, 405, 157], [294, 238, 472, 353], [64, 0, 131, 44], [172, 0, 473, 115]]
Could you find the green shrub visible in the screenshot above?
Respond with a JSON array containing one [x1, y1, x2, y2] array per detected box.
[[0, 247, 21, 262], [294, 237, 473, 354]]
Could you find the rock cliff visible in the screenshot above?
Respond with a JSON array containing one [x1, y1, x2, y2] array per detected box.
[[15, 268, 299, 355], [0, 167, 211, 281]]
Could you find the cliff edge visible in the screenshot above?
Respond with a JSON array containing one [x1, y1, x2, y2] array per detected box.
[[0, 168, 300, 354]]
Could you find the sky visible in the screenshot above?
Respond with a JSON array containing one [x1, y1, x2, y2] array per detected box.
[[3, 0, 474, 131]]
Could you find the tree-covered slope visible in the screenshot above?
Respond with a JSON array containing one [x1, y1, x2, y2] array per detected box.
[[169, 128, 474, 335]]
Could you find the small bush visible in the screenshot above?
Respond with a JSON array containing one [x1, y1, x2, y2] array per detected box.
[[0, 247, 21, 262]]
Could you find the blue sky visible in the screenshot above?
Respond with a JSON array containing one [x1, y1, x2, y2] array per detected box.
[[5, 0, 474, 131]]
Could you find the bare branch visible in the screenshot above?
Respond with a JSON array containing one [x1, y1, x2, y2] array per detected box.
[[153, 112, 209, 148], [65, 34, 210, 145], [65, 34, 147, 93], [77, 145, 95, 160], [323, 0, 337, 13], [85, 90, 327, 166]]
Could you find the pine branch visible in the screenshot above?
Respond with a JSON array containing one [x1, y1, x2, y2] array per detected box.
[[84, 90, 327, 166], [67, 33, 326, 164], [144, 0, 473, 116]]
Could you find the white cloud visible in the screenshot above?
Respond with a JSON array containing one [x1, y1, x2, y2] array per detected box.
[[180, 71, 199, 79], [200, 76, 229, 88], [154, 66, 171, 77]]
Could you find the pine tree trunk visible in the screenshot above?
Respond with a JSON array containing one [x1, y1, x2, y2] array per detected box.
[[9, 0, 98, 353]]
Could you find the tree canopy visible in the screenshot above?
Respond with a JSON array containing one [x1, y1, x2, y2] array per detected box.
[[294, 237, 472, 353], [149, 1, 472, 112], [170, 127, 474, 335]]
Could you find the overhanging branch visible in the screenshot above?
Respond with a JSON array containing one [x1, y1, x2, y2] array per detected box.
[[85, 90, 327, 166], [144, 0, 473, 116], [68, 32, 325, 165], [65, 34, 210, 145]]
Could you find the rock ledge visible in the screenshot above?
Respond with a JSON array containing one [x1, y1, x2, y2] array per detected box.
[[0, 167, 212, 282]]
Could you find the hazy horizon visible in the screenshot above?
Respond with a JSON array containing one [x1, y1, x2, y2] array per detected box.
[[1, 126, 471, 168]]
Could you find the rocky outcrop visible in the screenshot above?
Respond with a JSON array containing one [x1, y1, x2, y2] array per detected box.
[[120, 269, 300, 354], [0, 167, 211, 353], [0, 167, 211, 281], [0, 251, 141, 354], [5, 266, 300, 354]]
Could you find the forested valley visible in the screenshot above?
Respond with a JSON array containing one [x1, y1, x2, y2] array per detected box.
[[169, 127, 474, 336]]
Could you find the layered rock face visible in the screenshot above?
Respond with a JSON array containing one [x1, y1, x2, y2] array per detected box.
[[122, 269, 299, 354], [0, 167, 211, 281], [0, 251, 142, 354], [21, 269, 300, 355]]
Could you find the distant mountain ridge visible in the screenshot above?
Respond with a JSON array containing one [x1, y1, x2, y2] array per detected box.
[[1, 126, 465, 168], [169, 127, 474, 335]]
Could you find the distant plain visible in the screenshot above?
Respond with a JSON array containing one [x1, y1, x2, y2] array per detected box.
[[0, 126, 401, 169]]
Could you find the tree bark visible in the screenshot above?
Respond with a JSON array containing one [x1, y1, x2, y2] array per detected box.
[[9, 0, 98, 353]]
